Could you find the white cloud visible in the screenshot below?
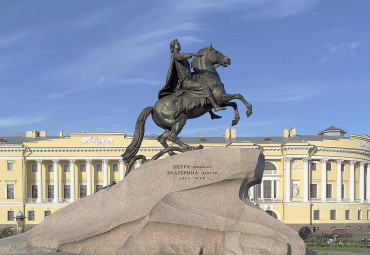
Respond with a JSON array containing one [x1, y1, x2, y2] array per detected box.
[[174, 0, 321, 19], [0, 113, 49, 126], [251, 85, 323, 102], [319, 40, 366, 65], [0, 31, 29, 48]]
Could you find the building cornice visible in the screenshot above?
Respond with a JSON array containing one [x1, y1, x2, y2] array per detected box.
[[0, 148, 25, 153], [316, 146, 370, 157], [282, 145, 314, 151]]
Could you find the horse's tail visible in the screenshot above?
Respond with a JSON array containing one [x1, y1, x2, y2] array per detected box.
[[122, 107, 153, 163]]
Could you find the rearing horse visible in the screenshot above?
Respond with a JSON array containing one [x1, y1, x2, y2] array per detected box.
[[122, 44, 252, 165]]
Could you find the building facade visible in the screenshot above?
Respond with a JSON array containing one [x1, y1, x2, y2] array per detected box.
[[0, 127, 369, 233]]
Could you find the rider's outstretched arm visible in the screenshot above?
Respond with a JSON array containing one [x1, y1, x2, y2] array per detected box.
[[173, 53, 198, 61]]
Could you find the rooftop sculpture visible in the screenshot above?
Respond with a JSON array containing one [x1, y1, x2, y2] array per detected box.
[[122, 39, 253, 174]]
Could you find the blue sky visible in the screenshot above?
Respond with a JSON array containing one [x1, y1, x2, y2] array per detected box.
[[1, 0, 369, 138]]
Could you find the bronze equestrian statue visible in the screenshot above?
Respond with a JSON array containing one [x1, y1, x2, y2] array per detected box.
[[122, 40, 253, 175]]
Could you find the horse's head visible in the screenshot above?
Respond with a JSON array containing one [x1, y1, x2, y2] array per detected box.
[[191, 44, 231, 71]]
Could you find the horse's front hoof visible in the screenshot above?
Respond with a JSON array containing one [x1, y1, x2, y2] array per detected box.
[[246, 109, 252, 117], [232, 120, 239, 126], [196, 145, 203, 149]]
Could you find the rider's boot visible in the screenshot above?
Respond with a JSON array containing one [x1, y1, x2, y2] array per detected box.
[[209, 110, 222, 119]]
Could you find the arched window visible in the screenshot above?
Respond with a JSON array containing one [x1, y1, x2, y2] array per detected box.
[[264, 162, 277, 174]]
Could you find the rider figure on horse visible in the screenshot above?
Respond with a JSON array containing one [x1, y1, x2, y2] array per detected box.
[[158, 39, 226, 112]]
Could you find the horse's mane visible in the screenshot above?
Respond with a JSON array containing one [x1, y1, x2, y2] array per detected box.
[[191, 47, 208, 70]]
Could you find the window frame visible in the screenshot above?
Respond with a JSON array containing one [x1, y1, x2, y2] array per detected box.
[[63, 164, 70, 172], [326, 183, 333, 199], [6, 161, 14, 171], [79, 185, 87, 198], [28, 210, 35, 221], [31, 185, 38, 199], [310, 183, 318, 199], [6, 184, 15, 199], [47, 163, 53, 173], [31, 164, 37, 173], [330, 209, 336, 220], [7, 210, 14, 221], [310, 162, 317, 171], [80, 163, 86, 172], [326, 162, 332, 171], [313, 209, 320, 220], [112, 163, 119, 172], [96, 163, 102, 172], [345, 209, 351, 220], [63, 185, 71, 199]]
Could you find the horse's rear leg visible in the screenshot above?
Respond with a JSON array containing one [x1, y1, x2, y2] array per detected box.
[[221, 93, 252, 117], [157, 130, 175, 156], [168, 114, 202, 150], [220, 101, 240, 126]]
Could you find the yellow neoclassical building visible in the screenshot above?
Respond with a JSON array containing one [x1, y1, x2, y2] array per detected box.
[[0, 126, 369, 233]]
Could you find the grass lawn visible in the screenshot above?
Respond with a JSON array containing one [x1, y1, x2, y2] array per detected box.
[[307, 246, 370, 252]]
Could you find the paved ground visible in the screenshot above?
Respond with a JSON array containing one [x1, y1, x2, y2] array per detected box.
[[306, 250, 370, 255]]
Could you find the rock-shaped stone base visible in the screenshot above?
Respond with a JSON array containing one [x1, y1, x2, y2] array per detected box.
[[0, 148, 305, 254]]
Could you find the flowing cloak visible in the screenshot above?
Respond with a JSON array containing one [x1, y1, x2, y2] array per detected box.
[[158, 54, 178, 99]]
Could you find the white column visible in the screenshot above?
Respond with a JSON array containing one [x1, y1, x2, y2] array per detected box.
[[261, 180, 264, 199], [321, 158, 328, 202], [285, 157, 292, 202], [53, 159, 59, 203], [36, 159, 43, 203], [366, 163, 370, 203], [350, 160, 356, 202], [360, 162, 365, 202], [69, 159, 75, 203], [119, 159, 125, 181], [249, 186, 255, 201], [23, 159, 27, 200], [303, 157, 310, 202], [103, 159, 108, 186], [271, 180, 275, 199], [337, 160, 343, 202], [86, 159, 92, 196]]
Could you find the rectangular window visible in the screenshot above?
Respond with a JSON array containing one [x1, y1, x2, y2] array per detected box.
[[326, 184, 333, 198], [63, 164, 69, 172], [95, 185, 103, 192], [326, 162, 332, 171], [44, 211, 51, 218], [330, 210, 336, 220], [80, 185, 87, 198], [28, 211, 35, 221], [358, 210, 362, 220], [345, 210, 351, 220], [47, 164, 53, 173], [341, 164, 345, 172], [96, 163, 102, 172], [314, 210, 320, 220], [112, 163, 119, 172], [7, 211, 14, 221], [310, 184, 318, 199], [310, 162, 317, 171], [80, 164, 86, 172], [47, 185, 54, 199], [6, 184, 15, 199], [255, 183, 261, 198], [341, 184, 345, 199], [7, 161, 14, 171], [63, 185, 70, 199], [31, 185, 38, 199], [31, 164, 37, 172], [263, 180, 272, 198]]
